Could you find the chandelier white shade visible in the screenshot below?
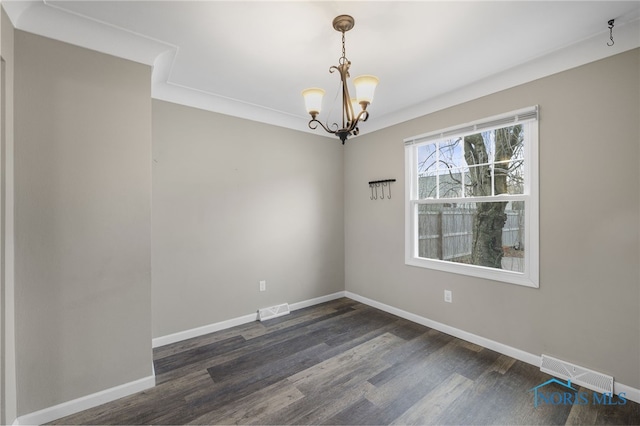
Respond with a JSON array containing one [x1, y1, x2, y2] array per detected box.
[[353, 75, 379, 104], [301, 88, 325, 116]]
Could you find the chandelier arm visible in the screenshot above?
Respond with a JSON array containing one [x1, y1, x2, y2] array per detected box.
[[355, 109, 370, 123], [342, 120, 358, 135], [310, 105, 368, 139], [339, 63, 354, 127], [342, 76, 354, 126], [308, 118, 338, 134], [341, 110, 369, 135]]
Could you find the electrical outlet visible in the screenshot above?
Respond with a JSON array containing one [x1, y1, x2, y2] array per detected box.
[[259, 280, 266, 292], [444, 290, 452, 303]]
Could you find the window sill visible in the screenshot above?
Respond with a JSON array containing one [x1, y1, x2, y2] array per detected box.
[[405, 256, 539, 288]]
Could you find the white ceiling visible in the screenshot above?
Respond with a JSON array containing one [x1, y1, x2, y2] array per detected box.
[[4, 1, 640, 137]]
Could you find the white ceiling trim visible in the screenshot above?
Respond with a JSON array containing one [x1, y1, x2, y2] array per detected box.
[[152, 79, 310, 131], [4, 1, 640, 138], [5, 0, 313, 133], [370, 17, 640, 134], [4, 1, 173, 65]]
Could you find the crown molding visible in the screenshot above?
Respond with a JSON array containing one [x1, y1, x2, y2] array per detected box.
[[366, 16, 640, 134], [3, 1, 639, 138]]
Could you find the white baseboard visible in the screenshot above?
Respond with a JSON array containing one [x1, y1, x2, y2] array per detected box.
[[615, 382, 640, 405], [14, 375, 155, 426], [288, 291, 346, 311], [345, 291, 640, 404], [344, 291, 540, 366], [153, 291, 347, 349], [152, 312, 258, 348]]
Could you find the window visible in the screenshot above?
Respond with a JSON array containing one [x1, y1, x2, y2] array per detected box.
[[404, 106, 539, 287]]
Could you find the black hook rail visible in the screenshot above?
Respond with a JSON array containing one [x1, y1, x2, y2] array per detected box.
[[368, 179, 396, 200]]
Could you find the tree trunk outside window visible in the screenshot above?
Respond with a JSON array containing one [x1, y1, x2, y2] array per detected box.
[[464, 126, 522, 268]]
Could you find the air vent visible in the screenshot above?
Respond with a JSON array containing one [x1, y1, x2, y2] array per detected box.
[[540, 354, 614, 395], [258, 303, 290, 321]]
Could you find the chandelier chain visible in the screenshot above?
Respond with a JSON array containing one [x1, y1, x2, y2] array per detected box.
[[340, 31, 347, 64]]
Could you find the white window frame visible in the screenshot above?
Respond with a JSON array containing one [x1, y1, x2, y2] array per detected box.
[[404, 106, 539, 288]]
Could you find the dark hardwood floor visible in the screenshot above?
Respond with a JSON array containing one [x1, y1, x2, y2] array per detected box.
[[50, 298, 639, 425]]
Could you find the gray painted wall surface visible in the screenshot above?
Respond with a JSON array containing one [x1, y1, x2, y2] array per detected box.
[[151, 100, 344, 338], [0, 7, 17, 424], [14, 31, 153, 415], [345, 49, 640, 388]]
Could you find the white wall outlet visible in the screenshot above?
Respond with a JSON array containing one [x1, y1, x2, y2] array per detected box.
[[259, 280, 266, 292], [444, 290, 452, 303]]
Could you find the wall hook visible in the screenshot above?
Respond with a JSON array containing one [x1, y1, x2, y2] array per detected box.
[[380, 181, 393, 200], [607, 19, 615, 46], [368, 179, 396, 200]]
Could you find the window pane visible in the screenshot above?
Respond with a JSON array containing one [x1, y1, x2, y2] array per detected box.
[[466, 165, 491, 196], [417, 202, 525, 272], [417, 139, 467, 199], [511, 136, 525, 161], [464, 132, 492, 166], [438, 167, 465, 198], [418, 204, 473, 262], [503, 201, 525, 272], [418, 175, 437, 199], [417, 144, 437, 176], [495, 159, 525, 195], [438, 138, 465, 168]]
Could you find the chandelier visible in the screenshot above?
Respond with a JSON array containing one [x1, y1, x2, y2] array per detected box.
[[302, 15, 379, 144]]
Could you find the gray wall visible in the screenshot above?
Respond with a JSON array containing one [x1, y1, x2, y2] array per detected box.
[[345, 49, 640, 388], [151, 100, 344, 338], [14, 31, 153, 414], [0, 6, 17, 424]]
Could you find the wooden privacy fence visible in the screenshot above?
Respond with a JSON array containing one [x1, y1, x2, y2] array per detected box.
[[418, 208, 524, 260]]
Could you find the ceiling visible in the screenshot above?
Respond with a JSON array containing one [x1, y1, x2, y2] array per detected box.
[[4, 1, 640, 137]]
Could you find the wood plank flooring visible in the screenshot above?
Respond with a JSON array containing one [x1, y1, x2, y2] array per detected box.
[[50, 298, 639, 425]]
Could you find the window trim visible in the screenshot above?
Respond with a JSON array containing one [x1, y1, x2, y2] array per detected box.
[[404, 106, 539, 288]]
